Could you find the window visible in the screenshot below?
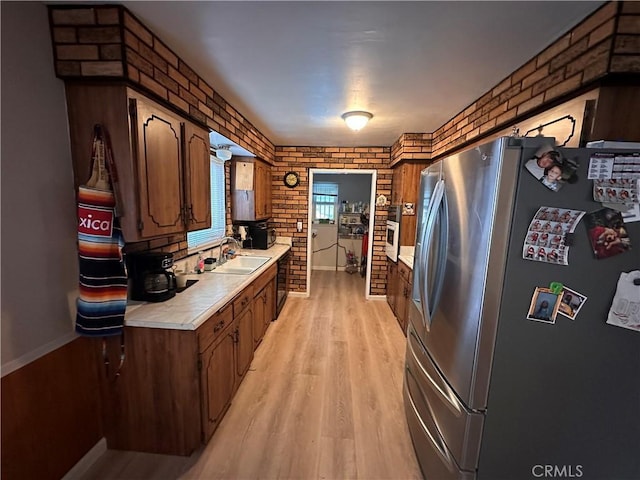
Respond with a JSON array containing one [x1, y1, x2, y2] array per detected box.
[[187, 156, 226, 251], [313, 182, 338, 222]]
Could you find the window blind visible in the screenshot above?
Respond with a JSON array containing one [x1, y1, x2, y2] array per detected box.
[[313, 182, 338, 221]]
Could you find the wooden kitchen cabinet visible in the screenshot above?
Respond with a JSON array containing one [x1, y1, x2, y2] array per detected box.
[[387, 259, 412, 335], [199, 307, 236, 442], [183, 121, 212, 232], [233, 285, 254, 381], [391, 161, 428, 246], [387, 261, 398, 315], [231, 157, 272, 222], [99, 326, 201, 456], [65, 84, 211, 241], [396, 260, 413, 336], [252, 264, 277, 348]]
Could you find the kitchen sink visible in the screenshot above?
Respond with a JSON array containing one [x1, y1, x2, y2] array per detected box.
[[212, 255, 271, 275]]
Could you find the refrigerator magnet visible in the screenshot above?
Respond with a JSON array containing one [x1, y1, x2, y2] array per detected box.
[[523, 207, 585, 265], [558, 286, 587, 320], [584, 208, 632, 259], [606, 271, 640, 332], [525, 146, 579, 192], [527, 287, 561, 324]]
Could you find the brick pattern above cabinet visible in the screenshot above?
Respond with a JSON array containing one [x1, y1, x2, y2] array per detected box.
[[49, 4, 275, 163]]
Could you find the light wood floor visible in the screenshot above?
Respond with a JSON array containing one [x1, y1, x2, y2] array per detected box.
[[80, 271, 422, 479]]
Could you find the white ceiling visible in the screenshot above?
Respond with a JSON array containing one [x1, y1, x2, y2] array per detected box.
[[119, 1, 604, 150]]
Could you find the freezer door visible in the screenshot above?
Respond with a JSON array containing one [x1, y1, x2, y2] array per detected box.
[[417, 138, 521, 410], [404, 352, 476, 480], [406, 325, 484, 471]]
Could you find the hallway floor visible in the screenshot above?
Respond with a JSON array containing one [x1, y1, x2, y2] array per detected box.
[[81, 271, 421, 479]]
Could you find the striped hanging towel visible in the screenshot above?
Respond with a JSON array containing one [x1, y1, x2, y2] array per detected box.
[[75, 126, 127, 337]]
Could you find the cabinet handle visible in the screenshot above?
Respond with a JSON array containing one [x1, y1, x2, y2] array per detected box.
[[213, 320, 225, 333]]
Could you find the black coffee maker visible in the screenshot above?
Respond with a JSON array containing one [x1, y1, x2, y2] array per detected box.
[[127, 252, 176, 302]]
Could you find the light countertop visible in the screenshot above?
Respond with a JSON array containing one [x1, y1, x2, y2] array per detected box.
[[398, 254, 414, 269], [398, 246, 414, 269], [124, 243, 291, 331]]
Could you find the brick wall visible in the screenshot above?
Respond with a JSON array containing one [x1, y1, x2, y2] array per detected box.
[[429, 1, 640, 158], [391, 133, 433, 167], [49, 5, 275, 163], [273, 147, 392, 295]]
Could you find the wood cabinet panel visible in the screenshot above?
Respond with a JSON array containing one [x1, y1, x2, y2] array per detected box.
[[102, 327, 200, 455], [200, 322, 236, 441], [132, 97, 184, 238], [231, 157, 272, 222], [233, 286, 253, 315], [253, 288, 267, 347], [198, 302, 233, 353], [391, 161, 428, 246], [388, 259, 411, 335], [183, 122, 211, 232], [252, 265, 277, 348], [397, 276, 411, 336], [387, 261, 398, 315], [1, 338, 102, 480], [235, 307, 254, 379]]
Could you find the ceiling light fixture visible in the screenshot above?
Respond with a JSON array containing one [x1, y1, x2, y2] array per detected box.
[[214, 145, 233, 161], [341, 111, 373, 131]]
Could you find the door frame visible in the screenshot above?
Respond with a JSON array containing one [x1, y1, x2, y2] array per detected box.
[[307, 168, 378, 299]]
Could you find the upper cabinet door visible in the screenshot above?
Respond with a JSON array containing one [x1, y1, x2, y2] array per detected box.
[[231, 157, 271, 222], [131, 97, 185, 238], [183, 122, 211, 232]]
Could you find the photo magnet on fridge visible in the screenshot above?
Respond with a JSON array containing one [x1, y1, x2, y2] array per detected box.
[[527, 287, 561, 324], [584, 208, 632, 259], [524, 145, 578, 192], [558, 286, 587, 320]]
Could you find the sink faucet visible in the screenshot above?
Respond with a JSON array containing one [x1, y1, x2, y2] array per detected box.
[[217, 236, 241, 265]]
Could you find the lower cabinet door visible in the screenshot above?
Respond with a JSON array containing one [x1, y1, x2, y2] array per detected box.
[[236, 308, 254, 379], [200, 326, 236, 441], [253, 291, 266, 348]]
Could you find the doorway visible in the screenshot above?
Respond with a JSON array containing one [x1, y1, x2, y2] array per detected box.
[[307, 169, 377, 298]]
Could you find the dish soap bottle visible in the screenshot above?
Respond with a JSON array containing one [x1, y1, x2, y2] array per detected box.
[[196, 252, 205, 274]]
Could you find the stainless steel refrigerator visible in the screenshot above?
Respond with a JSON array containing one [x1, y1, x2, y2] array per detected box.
[[405, 136, 639, 480]]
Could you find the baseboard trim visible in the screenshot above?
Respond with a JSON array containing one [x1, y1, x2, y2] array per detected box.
[[288, 291, 309, 298], [368, 295, 387, 301], [62, 438, 106, 479]]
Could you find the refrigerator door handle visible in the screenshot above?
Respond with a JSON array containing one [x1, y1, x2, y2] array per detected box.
[[421, 180, 446, 329], [430, 186, 449, 321]]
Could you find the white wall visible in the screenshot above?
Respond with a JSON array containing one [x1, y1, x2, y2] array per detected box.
[[1, 2, 79, 370], [314, 173, 371, 206], [312, 224, 338, 270]]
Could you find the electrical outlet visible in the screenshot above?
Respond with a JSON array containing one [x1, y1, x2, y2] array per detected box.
[[297, 221, 303, 232]]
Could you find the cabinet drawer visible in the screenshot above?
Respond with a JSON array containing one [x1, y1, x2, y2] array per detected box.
[[398, 260, 413, 284], [233, 287, 254, 315], [198, 302, 233, 353], [252, 263, 276, 296]]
